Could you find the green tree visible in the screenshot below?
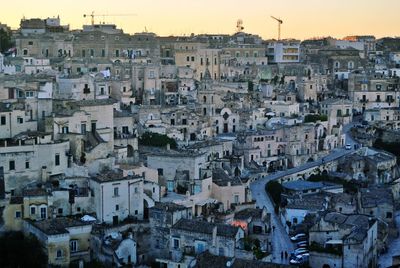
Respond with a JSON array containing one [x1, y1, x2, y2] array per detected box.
[[0, 29, 13, 53], [265, 181, 283, 205], [139, 132, 177, 149], [0, 231, 47, 267], [304, 114, 328, 123]]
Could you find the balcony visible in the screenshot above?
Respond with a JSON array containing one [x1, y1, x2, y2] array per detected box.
[[359, 99, 369, 103]]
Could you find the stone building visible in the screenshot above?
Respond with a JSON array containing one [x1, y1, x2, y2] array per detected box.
[[23, 217, 92, 267], [89, 169, 144, 224]]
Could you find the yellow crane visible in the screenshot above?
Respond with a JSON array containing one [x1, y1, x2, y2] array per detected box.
[[83, 11, 136, 25], [271, 16, 283, 40]]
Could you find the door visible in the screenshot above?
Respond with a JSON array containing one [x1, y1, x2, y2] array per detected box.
[[91, 122, 96, 132], [223, 123, 228, 133], [112, 216, 118, 225]]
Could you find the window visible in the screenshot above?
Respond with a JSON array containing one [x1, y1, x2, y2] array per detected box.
[[115, 49, 120, 57], [134, 187, 138, 193], [9, 160, 15, 170], [58, 208, 63, 214], [15, 211, 21, 218], [0, 116, 6, 125], [253, 225, 262, 234], [82, 50, 86, 57], [55, 154, 60, 166], [102, 49, 105, 57], [81, 123, 86, 134], [114, 187, 119, 197], [135, 210, 138, 215], [191, 56, 195, 61], [115, 205, 119, 211], [196, 242, 205, 253], [56, 249, 63, 258], [173, 238, 180, 249], [25, 161, 30, 169], [25, 91, 34, 98], [17, 117, 23, 124], [40, 207, 46, 219], [90, 49, 94, 57], [30, 206, 36, 215], [386, 212, 393, 219], [70, 240, 78, 252], [234, 195, 239, 204]]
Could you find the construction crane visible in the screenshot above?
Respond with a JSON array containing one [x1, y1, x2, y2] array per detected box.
[[271, 16, 283, 40], [83, 11, 136, 25]]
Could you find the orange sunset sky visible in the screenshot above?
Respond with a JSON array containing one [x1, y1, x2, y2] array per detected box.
[[1, 0, 399, 40]]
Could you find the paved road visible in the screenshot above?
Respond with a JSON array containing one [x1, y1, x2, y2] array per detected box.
[[249, 122, 358, 264], [251, 179, 293, 263], [378, 211, 400, 268]]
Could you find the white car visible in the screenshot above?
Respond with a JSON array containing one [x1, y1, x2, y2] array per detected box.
[[296, 252, 310, 258], [345, 144, 352, 150], [290, 233, 307, 242], [294, 248, 309, 255]]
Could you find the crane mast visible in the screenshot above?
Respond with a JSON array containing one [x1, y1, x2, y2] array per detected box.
[[271, 16, 283, 40]]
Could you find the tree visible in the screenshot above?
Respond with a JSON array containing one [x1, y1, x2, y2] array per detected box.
[[265, 181, 283, 206], [139, 132, 177, 149], [0, 231, 47, 267], [0, 29, 13, 53]]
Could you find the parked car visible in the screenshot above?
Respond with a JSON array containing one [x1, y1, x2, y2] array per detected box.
[[290, 250, 309, 261], [290, 255, 308, 265], [297, 241, 308, 248], [345, 144, 352, 150], [290, 233, 307, 242], [294, 248, 309, 255], [295, 252, 310, 258]]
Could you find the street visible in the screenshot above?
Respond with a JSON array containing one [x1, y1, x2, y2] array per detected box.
[[378, 211, 400, 268], [249, 122, 358, 263]]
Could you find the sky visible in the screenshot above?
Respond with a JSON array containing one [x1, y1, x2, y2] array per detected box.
[[1, 0, 399, 40]]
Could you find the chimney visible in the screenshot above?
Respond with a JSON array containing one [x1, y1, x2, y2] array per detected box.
[[41, 166, 48, 183], [166, 143, 171, 151]]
